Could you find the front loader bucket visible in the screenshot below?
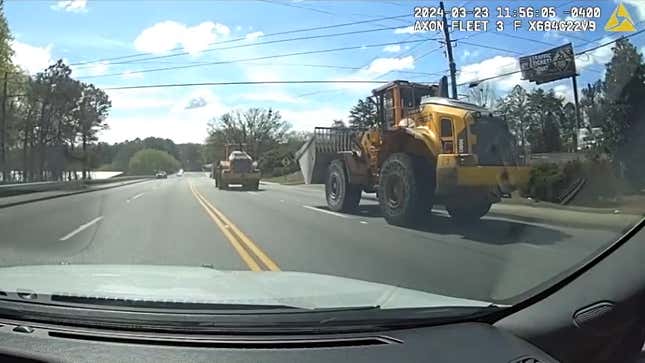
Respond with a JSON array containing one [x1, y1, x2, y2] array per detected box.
[[295, 127, 364, 185]]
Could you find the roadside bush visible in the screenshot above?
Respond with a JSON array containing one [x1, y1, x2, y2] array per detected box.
[[128, 149, 181, 175], [578, 157, 625, 200], [523, 163, 567, 202], [522, 156, 626, 203]]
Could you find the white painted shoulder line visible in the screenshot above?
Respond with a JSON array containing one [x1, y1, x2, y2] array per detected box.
[[302, 205, 352, 219], [126, 193, 145, 203], [59, 216, 103, 241], [247, 191, 259, 196]]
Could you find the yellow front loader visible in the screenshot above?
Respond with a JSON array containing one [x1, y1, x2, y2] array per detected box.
[[297, 80, 530, 226]]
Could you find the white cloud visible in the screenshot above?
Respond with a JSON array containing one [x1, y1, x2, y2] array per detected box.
[[121, 70, 144, 80], [245, 31, 264, 41], [51, 0, 87, 13], [383, 44, 401, 53], [185, 97, 208, 109], [106, 89, 176, 111], [280, 107, 348, 131], [552, 83, 573, 102], [394, 26, 415, 34], [11, 41, 53, 74], [622, 0, 645, 21], [331, 56, 414, 94], [235, 25, 243, 32], [461, 49, 480, 61], [88, 61, 109, 76], [100, 89, 228, 143], [575, 36, 614, 70], [133, 21, 230, 55], [99, 114, 210, 144], [244, 66, 281, 82], [365, 56, 414, 75], [457, 55, 525, 92]]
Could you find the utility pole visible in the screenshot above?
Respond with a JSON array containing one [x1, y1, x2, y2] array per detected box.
[[0, 71, 7, 183], [440, 1, 457, 99], [571, 74, 581, 152]]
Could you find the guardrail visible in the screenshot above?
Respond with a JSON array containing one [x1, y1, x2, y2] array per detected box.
[[0, 176, 153, 196]]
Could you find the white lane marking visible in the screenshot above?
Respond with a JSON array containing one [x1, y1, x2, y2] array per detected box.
[[360, 221, 368, 224], [248, 192, 259, 196], [280, 200, 285, 203], [59, 216, 103, 241], [260, 181, 278, 185], [302, 205, 352, 219], [126, 193, 145, 203]]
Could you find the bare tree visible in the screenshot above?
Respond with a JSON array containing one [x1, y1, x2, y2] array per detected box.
[[466, 83, 497, 109]]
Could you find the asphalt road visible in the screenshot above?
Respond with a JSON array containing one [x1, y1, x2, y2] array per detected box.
[[0, 172, 634, 302]]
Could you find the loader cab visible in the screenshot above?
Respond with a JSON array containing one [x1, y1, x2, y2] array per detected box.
[[372, 80, 438, 130]]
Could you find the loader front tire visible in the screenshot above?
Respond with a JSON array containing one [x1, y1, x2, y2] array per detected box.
[[379, 153, 424, 226], [446, 199, 492, 224], [326, 160, 361, 212]]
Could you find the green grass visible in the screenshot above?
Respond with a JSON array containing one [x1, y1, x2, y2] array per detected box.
[[263, 171, 305, 185]]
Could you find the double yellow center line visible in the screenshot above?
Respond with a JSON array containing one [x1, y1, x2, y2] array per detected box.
[[189, 182, 280, 272]]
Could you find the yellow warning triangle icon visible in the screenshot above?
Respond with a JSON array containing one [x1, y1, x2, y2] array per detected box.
[[605, 2, 636, 32]]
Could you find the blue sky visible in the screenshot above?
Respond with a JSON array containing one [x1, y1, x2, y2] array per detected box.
[[5, 0, 645, 143]]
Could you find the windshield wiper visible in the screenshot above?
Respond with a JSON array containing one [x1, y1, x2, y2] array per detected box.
[[49, 295, 303, 311]]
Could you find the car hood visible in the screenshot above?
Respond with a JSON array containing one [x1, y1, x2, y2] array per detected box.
[[0, 265, 493, 310]]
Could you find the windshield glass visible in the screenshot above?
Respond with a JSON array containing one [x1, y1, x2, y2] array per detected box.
[[0, 0, 644, 328]]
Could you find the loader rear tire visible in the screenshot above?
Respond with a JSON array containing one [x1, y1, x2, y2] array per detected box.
[[326, 159, 361, 212], [379, 153, 425, 226]]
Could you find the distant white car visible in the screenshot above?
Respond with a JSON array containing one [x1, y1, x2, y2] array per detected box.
[[177, 169, 184, 177]]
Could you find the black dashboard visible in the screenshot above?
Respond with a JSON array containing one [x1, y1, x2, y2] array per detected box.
[[0, 320, 557, 363]]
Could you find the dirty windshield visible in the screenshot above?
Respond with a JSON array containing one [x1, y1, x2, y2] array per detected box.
[[0, 0, 644, 324]]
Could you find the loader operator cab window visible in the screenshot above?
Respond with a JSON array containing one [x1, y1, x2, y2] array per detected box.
[[382, 90, 394, 129], [400, 87, 415, 109]]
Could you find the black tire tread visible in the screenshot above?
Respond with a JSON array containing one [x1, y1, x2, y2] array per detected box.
[[378, 153, 426, 226], [326, 159, 361, 212]]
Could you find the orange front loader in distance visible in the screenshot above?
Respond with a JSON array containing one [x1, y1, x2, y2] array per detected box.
[[213, 144, 261, 191]]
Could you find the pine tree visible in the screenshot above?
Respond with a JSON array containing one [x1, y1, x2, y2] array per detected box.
[[348, 97, 377, 128], [601, 39, 645, 185]]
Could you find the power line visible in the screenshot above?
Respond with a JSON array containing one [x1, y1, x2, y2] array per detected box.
[[70, 13, 411, 66], [294, 35, 438, 98], [241, 61, 445, 76], [487, 32, 606, 74], [259, 0, 413, 28], [257, 0, 338, 16], [104, 80, 393, 91], [456, 29, 645, 87], [89, 25, 429, 68], [78, 38, 430, 80]]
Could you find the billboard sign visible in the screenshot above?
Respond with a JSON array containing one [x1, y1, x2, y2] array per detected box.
[[520, 43, 576, 84]]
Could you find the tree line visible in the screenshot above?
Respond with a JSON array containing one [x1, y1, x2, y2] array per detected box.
[[0, 3, 112, 183]]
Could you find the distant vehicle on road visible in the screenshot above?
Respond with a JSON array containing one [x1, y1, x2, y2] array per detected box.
[[155, 171, 167, 179], [213, 144, 261, 190], [177, 169, 184, 177]]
